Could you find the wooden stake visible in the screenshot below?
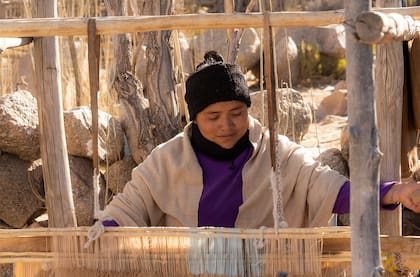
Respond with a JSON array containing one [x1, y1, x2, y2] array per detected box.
[[87, 18, 100, 172], [262, 11, 277, 168], [262, 2, 286, 232], [33, 0, 76, 228], [375, 0, 403, 237], [345, 1, 383, 275], [87, 18, 101, 218]]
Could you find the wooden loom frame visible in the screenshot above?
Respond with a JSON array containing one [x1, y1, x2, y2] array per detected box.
[[1, 3, 420, 276], [0, 227, 419, 270]]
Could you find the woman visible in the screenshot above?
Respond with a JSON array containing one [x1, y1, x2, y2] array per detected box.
[[95, 51, 420, 231]]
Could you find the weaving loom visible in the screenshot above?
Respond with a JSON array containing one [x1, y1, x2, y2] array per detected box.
[[1, 5, 420, 277], [3, 226, 419, 277], [1, 222, 420, 277], [2, 226, 419, 277], [3, 226, 357, 277]]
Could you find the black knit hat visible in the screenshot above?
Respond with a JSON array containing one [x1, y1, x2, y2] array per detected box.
[[185, 51, 251, 120]]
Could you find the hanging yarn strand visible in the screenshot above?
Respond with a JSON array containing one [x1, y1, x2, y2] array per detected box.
[[271, 153, 288, 230], [261, 2, 288, 231]]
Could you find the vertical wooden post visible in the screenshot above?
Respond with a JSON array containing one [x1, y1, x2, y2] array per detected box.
[[87, 19, 100, 172], [0, 2, 5, 18], [375, 0, 403, 237], [345, 0, 383, 276], [262, 1, 286, 232], [263, 11, 278, 167], [87, 18, 101, 216], [33, 0, 76, 228]]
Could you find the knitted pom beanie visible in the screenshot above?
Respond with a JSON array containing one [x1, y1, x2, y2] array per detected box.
[[185, 51, 251, 120]]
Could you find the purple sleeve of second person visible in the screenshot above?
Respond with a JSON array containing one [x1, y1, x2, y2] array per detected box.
[[333, 181, 399, 214], [102, 219, 119, 227]]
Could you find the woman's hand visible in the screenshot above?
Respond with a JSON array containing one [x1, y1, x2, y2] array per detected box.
[[384, 180, 420, 213]]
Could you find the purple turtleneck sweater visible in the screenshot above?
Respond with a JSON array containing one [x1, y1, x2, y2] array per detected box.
[[195, 145, 253, 227], [103, 146, 397, 227]]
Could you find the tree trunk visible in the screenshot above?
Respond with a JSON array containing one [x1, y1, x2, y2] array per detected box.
[[106, 0, 182, 164], [33, 0, 76, 228], [138, 0, 182, 141], [104, 0, 132, 77], [67, 36, 82, 106], [375, 0, 403, 237], [345, 1, 383, 276], [226, 0, 257, 64]]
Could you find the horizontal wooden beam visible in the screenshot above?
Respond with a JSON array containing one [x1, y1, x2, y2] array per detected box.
[[355, 11, 420, 44], [0, 7, 419, 38], [0, 12, 341, 38]]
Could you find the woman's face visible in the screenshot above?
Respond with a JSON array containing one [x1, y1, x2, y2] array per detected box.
[[195, 100, 249, 149]]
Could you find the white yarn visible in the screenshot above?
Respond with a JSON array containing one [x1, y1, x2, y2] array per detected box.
[[271, 154, 288, 230], [84, 168, 108, 249], [255, 226, 267, 249], [278, 220, 288, 228], [85, 214, 115, 248], [84, 219, 105, 248], [93, 169, 103, 219]]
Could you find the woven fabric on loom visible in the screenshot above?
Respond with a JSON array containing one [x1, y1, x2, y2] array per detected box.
[[48, 227, 324, 277]]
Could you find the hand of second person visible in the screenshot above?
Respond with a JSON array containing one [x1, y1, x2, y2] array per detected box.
[[393, 180, 420, 213]]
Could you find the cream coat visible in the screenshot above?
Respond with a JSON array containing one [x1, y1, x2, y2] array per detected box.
[[101, 116, 348, 228]]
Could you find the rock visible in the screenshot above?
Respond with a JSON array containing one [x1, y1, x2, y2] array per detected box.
[[250, 88, 312, 143], [414, 166, 420, 182], [0, 153, 44, 228], [316, 148, 349, 177], [0, 264, 13, 277], [317, 147, 350, 227], [64, 106, 125, 165], [0, 90, 40, 161], [316, 24, 346, 58], [7, 155, 108, 227], [105, 155, 138, 194], [275, 25, 346, 83], [274, 34, 300, 86], [302, 0, 344, 11], [340, 124, 349, 162], [279, 25, 345, 59], [316, 89, 347, 121], [0, 94, 125, 165], [334, 80, 347, 90], [191, 28, 261, 72], [68, 155, 107, 226], [0, 219, 13, 228]]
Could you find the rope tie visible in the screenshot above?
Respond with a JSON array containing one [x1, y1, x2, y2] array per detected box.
[[255, 226, 267, 249], [84, 219, 105, 248]]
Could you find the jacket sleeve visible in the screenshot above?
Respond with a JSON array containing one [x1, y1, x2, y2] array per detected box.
[[99, 161, 165, 227], [276, 135, 348, 227], [333, 181, 399, 214]]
